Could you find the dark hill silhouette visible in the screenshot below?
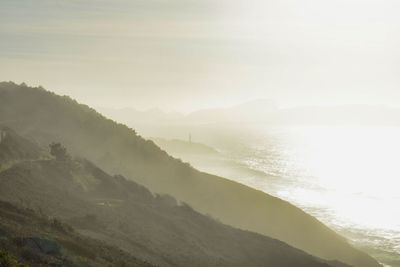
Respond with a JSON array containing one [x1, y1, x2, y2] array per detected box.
[[0, 127, 349, 267], [0, 82, 381, 267]]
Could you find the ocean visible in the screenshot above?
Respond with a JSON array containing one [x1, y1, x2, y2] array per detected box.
[[187, 125, 400, 267]]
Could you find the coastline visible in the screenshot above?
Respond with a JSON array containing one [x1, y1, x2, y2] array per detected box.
[[163, 148, 399, 267]]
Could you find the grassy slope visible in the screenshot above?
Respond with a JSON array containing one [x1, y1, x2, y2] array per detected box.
[[0, 82, 381, 267], [0, 200, 155, 267], [0, 129, 344, 267]]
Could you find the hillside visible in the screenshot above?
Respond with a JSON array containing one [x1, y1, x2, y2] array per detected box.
[[0, 82, 381, 267], [0, 126, 348, 267], [0, 200, 155, 267]]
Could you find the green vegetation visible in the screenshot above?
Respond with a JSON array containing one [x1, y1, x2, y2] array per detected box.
[[0, 250, 27, 267], [0, 82, 381, 267], [0, 198, 155, 267]]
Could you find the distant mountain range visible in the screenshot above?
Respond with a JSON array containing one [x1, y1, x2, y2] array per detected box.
[[100, 100, 400, 126], [0, 82, 382, 267]]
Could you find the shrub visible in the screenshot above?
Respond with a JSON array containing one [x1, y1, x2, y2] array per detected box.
[[0, 250, 28, 267], [49, 142, 69, 161]]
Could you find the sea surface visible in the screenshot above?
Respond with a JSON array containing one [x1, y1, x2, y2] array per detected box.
[[185, 125, 400, 267]]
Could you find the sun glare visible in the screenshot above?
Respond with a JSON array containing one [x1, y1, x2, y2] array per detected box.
[[284, 126, 400, 230]]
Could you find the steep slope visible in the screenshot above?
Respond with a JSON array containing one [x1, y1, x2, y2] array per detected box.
[[0, 82, 381, 267], [0, 128, 346, 267], [0, 127, 44, 167], [0, 201, 155, 267]]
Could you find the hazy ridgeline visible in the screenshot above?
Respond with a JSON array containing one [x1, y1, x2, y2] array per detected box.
[[0, 82, 382, 267], [0, 125, 354, 267]]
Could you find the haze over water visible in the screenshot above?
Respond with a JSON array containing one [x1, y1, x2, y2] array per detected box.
[[197, 125, 400, 267]]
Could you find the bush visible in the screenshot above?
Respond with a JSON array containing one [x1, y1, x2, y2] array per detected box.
[[0, 250, 27, 267], [49, 143, 69, 161]]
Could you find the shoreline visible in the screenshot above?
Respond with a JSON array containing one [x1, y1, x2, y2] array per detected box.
[[165, 150, 399, 267]]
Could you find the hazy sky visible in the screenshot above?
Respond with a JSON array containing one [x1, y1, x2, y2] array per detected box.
[[1, 0, 399, 111]]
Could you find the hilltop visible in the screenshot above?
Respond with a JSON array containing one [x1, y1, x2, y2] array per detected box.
[[0, 82, 381, 267]]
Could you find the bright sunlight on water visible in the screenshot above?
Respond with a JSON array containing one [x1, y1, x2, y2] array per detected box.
[[219, 125, 400, 267]]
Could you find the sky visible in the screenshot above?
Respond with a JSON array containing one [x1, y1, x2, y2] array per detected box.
[[0, 0, 399, 112]]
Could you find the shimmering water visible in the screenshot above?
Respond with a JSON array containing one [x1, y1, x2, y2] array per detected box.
[[223, 125, 400, 267]]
